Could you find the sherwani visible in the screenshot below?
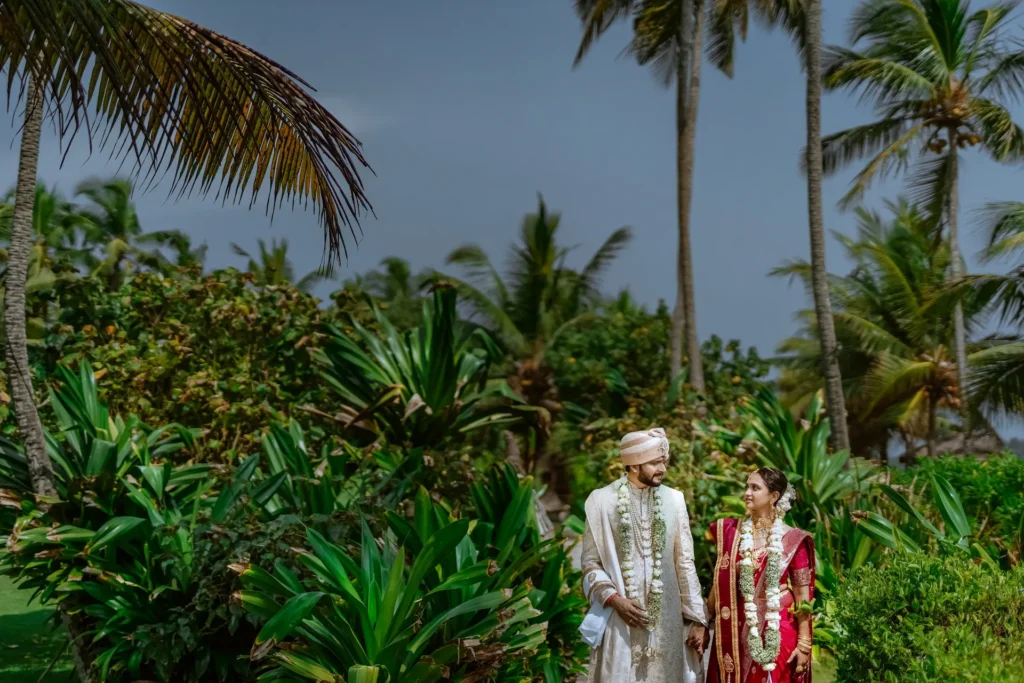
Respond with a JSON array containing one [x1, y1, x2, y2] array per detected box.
[[581, 480, 708, 682]]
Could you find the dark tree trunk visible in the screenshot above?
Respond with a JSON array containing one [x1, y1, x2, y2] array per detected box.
[[804, 0, 850, 453], [671, 0, 705, 392]]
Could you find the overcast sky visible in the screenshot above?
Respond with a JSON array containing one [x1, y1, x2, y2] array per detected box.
[[4, 0, 1024, 434]]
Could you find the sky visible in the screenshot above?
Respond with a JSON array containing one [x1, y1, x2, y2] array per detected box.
[[3, 0, 1024, 434]]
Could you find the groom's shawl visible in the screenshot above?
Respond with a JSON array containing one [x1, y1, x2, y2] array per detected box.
[[581, 483, 632, 679]]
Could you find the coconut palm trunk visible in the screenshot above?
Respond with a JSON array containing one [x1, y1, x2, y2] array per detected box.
[[671, 0, 706, 392], [804, 0, 850, 452], [946, 130, 969, 446], [3, 73, 95, 683], [4, 76, 54, 498]]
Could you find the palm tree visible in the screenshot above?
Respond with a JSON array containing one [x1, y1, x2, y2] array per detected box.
[[443, 197, 631, 502], [819, 0, 1024, 426], [956, 201, 1024, 417], [75, 178, 198, 286], [358, 257, 430, 328], [232, 238, 331, 293], [446, 197, 632, 361], [775, 199, 1013, 462], [573, 0, 707, 391], [2, 5, 373, 676], [707, 0, 851, 451]]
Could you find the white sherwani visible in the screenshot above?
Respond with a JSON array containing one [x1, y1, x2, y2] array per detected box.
[[580, 481, 707, 682]]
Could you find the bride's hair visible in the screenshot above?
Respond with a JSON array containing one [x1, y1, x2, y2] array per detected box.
[[755, 467, 797, 514]]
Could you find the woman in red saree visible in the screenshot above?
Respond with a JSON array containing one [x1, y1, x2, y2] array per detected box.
[[706, 468, 815, 683]]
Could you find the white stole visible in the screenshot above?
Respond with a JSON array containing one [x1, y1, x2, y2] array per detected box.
[[580, 486, 632, 680]]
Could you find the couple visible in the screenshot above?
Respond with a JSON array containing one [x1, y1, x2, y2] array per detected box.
[[580, 428, 815, 683]]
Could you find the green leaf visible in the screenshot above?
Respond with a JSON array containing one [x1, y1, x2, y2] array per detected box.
[[930, 474, 972, 539], [85, 516, 147, 553], [348, 665, 386, 683], [252, 592, 323, 660]]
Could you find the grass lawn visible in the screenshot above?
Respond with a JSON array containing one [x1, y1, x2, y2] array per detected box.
[[0, 575, 75, 683]]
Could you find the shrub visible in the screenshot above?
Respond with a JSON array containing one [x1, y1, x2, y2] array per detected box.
[[894, 454, 1024, 561], [2, 269, 380, 456], [237, 465, 584, 682], [834, 553, 1024, 682]]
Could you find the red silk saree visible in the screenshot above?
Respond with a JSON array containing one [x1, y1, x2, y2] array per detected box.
[[706, 517, 815, 683]]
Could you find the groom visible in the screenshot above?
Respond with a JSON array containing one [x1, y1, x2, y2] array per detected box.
[[580, 428, 708, 682]]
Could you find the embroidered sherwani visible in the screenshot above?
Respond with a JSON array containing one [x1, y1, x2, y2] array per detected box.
[[581, 481, 708, 682]]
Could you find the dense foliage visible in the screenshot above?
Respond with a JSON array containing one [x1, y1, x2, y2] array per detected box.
[[834, 553, 1024, 682]]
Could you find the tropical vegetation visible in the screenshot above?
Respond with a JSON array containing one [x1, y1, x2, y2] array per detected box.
[[2, 0, 1024, 682]]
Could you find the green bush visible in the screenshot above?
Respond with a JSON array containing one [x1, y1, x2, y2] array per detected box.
[[834, 553, 1024, 682], [1, 269, 380, 457], [894, 454, 1024, 553]]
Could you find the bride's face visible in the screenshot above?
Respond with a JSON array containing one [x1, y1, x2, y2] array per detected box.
[[744, 473, 777, 516]]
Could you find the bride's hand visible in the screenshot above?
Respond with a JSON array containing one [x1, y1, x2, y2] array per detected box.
[[787, 646, 811, 677], [685, 624, 706, 654]]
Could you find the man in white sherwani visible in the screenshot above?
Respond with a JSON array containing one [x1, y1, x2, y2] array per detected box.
[[580, 428, 708, 682]]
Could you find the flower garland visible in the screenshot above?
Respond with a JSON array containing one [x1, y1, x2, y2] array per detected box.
[[615, 478, 667, 632], [738, 516, 785, 672]]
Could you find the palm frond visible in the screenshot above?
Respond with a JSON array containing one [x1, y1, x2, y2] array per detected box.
[[976, 46, 1024, 99], [826, 120, 925, 210], [906, 151, 955, 228], [966, 6, 1021, 83], [976, 201, 1024, 261], [823, 46, 936, 103], [968, 341, 1024, 416], [862, 353, 935, 415], [817, 117, 917, 176], [0, 0, 372, 265], [969, 98, 1024, 161], [627, 0, 685, 87], [446, 245, 509, 310], [769, 258, 813, 287], [440, 275, 527, 356], [833, 311, 915, 358], [576, 226, 632, 305], [706, 0, 749, 77], [960, 271, 1024, 326], [572, 0, 638, 66]]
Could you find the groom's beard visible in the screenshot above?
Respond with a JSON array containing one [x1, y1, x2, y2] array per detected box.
[[637, 470, 664, 487]]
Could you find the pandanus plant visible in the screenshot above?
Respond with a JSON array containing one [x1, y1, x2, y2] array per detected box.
[[236, 476, 560, 682], [316, 286, 543, 448]]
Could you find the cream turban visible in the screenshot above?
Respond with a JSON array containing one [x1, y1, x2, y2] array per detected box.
[[619, 427, 670, 466]]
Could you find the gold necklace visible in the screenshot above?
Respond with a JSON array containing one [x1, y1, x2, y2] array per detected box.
[[751, 515, 773, 532]]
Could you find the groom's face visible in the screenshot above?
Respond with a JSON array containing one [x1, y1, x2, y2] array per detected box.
[[634, 456, 668, 487]]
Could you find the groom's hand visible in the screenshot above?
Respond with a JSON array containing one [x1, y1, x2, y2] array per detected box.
[[686, 624, 707, 654], [610, 596, 649, 628]]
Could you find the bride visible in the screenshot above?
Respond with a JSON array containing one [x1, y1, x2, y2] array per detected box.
[[706, 468, 815, 682]]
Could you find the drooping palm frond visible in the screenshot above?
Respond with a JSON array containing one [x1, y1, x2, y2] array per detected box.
[[818, 117, 918, 175], [960, 271, 1024, 326], [970, 98, 1024, 161], [977, 201, 1024, 261], [967, 341, 1024, 416], [0, 0, 372, 265], [575, 226, 633, 307], [823, 47, 937, 103], [572, 0, 639, 65], [446, 245, 510, 312], [906, 151, 955, 229]]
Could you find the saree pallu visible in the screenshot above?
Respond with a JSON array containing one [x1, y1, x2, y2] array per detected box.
[[706, 518, 815, 683]]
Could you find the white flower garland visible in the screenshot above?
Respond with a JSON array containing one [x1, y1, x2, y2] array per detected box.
[[738, 516, 786, 672], [615, 479, 667, 632]]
